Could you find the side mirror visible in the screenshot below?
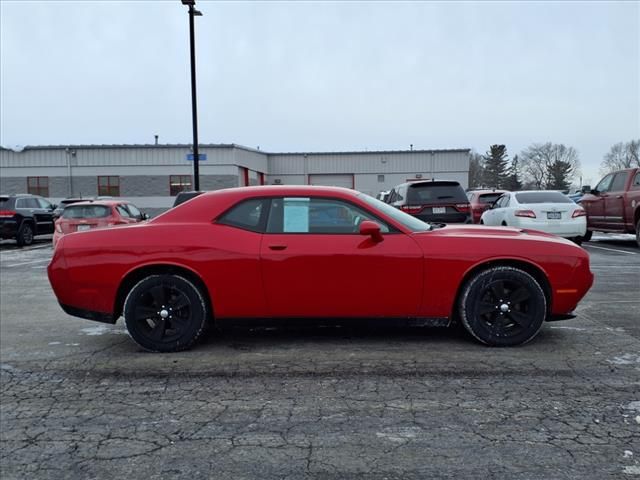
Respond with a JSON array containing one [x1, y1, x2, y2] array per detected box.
[[359, 220, 383, 242], [581, 185, 591, 194]]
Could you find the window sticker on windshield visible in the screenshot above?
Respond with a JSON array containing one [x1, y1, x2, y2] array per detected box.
[[283, 198, 310, 232]]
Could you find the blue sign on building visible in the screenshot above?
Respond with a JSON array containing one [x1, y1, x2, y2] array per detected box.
[[186, 153, 207, 161]]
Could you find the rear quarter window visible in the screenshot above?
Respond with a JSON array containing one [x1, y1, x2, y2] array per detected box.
[[217, 199, 267, 232]]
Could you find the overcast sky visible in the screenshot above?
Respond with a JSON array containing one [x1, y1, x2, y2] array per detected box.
[[1, 0, 638, 184]]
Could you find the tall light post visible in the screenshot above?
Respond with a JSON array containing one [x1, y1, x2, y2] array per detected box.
[[181, 0, 203, 190]]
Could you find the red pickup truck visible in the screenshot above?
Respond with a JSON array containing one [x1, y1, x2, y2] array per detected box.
[[580, 168, 640, 247]]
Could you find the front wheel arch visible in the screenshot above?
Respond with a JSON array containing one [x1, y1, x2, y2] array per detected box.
[[114, 264, 213, 322], [451, 259, 552, 322]]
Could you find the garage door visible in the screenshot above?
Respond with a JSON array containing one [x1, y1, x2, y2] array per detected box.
[[308, 174, 354, 189]]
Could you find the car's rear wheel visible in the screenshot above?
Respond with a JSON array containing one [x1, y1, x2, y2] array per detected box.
[[459, 266, 546, 347], [581, 230, 593, 242], [571, 237, 582, 246], [123, 274, 209, 352], [16, 222, 34, 247]]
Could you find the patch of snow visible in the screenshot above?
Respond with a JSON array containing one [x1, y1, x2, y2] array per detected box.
[[624, 450, 634, 458], [549, 326, 588, 331], [79, 325, 127, 336], [375, 427, 421, 443], [627, 402, 640, 412], [0, 364, 15, 371], [608, 354, 640, 366], [48, 341, 61, 345], [65, 343, 80, 346], [622, 465, 640, 475]]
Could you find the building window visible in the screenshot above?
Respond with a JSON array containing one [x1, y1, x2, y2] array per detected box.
[[170, 175, 192, 196], [27, 177, 49, 197], [377, 174, 385, 183], [98, 176, 120, 196]]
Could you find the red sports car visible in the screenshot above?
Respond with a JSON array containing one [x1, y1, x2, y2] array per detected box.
[[48, 186, 593, 352]]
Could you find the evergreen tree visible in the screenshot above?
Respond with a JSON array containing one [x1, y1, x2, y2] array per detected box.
[[546, 160, 573, 190], [504, 154, 523, 191], [483, 144, 509, 189]]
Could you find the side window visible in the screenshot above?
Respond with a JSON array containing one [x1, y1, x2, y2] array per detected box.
[[37, 198, 52, 209], [610, 172, 628, 192], [21, 198, 40, 209], [595, 174, 614, 193], [266, 197, 390, 234], [494, 195, 506, 208], [397, 185, 406, 202], [218, 199, 266, 232], [125, 204, 142, 218], [388, 189, 397, 203], [633, 172, 640, 189], [116, 205, 132, 218]]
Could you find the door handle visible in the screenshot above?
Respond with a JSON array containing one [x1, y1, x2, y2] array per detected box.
[[268, 244, 287, 251]]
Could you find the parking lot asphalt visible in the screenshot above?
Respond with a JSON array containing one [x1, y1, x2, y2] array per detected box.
[[1, 235, 639, 479]]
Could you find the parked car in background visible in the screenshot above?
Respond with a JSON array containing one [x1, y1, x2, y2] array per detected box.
[[467, 189, 508, 224], [579, 168, 640, 247], [48, 186, 593, 352], [375, 190, 390, 203], [480, 190, 586, 243], [0, 194, 56, 246], [53, 200, 147, 248], [173, 190, 205, 208], [53, 197, 90, 218], [387, 180, 471, 224]]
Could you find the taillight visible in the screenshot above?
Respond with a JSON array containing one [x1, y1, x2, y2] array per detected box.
[[572, 209, 586, 218], [455, 203, 470, 213], [401, 205, 423, 214], [0, 210, 16, 218], [515, 210, 537, 218]]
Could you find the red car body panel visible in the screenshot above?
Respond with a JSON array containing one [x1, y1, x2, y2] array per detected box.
[[48, 186, 593, 324]]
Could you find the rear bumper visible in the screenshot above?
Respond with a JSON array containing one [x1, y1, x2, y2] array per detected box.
[[515, 218, 587, 237], [0, 220, 18, 239], [414, 213, 471, 224], [59, 303, 117, 324]]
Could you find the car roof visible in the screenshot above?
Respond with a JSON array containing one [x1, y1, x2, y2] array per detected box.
[[201, 185, 360, 198], [469, 189, 508, 195], [396, 180, 462, 188], [63, 200, 127, 207]]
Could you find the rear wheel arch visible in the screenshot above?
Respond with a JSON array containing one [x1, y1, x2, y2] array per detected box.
[[452, 259, 552, 320], [114, 264, 213, 321]]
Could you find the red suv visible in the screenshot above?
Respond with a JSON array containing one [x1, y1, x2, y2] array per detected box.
[[53, 200, 147, 248], [467, 189, 508, 224]]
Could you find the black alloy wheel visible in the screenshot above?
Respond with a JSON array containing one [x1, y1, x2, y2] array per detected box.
[[124, 274, 209, 352], [459, 266, 546, 346], [16, 223, 34, 247]]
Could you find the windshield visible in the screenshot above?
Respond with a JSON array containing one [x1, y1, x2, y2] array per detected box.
[[515, 192, 573, 204], [62, 205, 111, 219], [358, 194, 432, 232]]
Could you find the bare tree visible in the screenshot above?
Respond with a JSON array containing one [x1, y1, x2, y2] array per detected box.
[[600, 139, 640, 174], [519, 142, 581, 189]]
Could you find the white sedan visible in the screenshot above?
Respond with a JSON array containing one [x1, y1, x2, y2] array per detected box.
[[480, 190, 587, 241]]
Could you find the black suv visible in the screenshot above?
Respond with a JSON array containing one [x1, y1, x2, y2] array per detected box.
[[0, 194, 56, 246], [387, 180, 471, 224]]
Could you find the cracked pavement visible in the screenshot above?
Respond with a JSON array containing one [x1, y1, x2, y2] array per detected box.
[[1, 237, 639, 479]]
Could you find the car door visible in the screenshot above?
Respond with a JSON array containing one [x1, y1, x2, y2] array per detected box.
[[259, 196, 423, 318], [582, 173, 613, 229], [604, 172, 629, 229], [35, 198, 55, 234]]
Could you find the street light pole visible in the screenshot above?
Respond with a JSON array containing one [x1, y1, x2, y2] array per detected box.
[[181, 0, 202, 190]]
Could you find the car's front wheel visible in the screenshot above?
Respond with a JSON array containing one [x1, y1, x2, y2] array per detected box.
[[123, 274, 209, 352], [459, 266, 547, 346]]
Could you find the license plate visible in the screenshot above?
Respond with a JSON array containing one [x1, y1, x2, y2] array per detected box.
[[547, 212, 561, 220], [77, 224, 91, 231], [432, 207, 446, 214]]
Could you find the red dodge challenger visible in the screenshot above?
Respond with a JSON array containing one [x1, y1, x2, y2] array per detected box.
[[48, 186, 593, 352]]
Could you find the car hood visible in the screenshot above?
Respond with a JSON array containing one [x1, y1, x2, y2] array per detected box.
[[415, 224, 573, 245]]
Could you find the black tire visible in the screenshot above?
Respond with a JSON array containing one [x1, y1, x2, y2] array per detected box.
[[459, 266, 547, 347], [480, 220, 484, 225], [581, 230, 593, 242], [16, 222, 34, 247], [571, 237, 582, 246], [123, 274, 209, 352], [501, 221, 507, 226]]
